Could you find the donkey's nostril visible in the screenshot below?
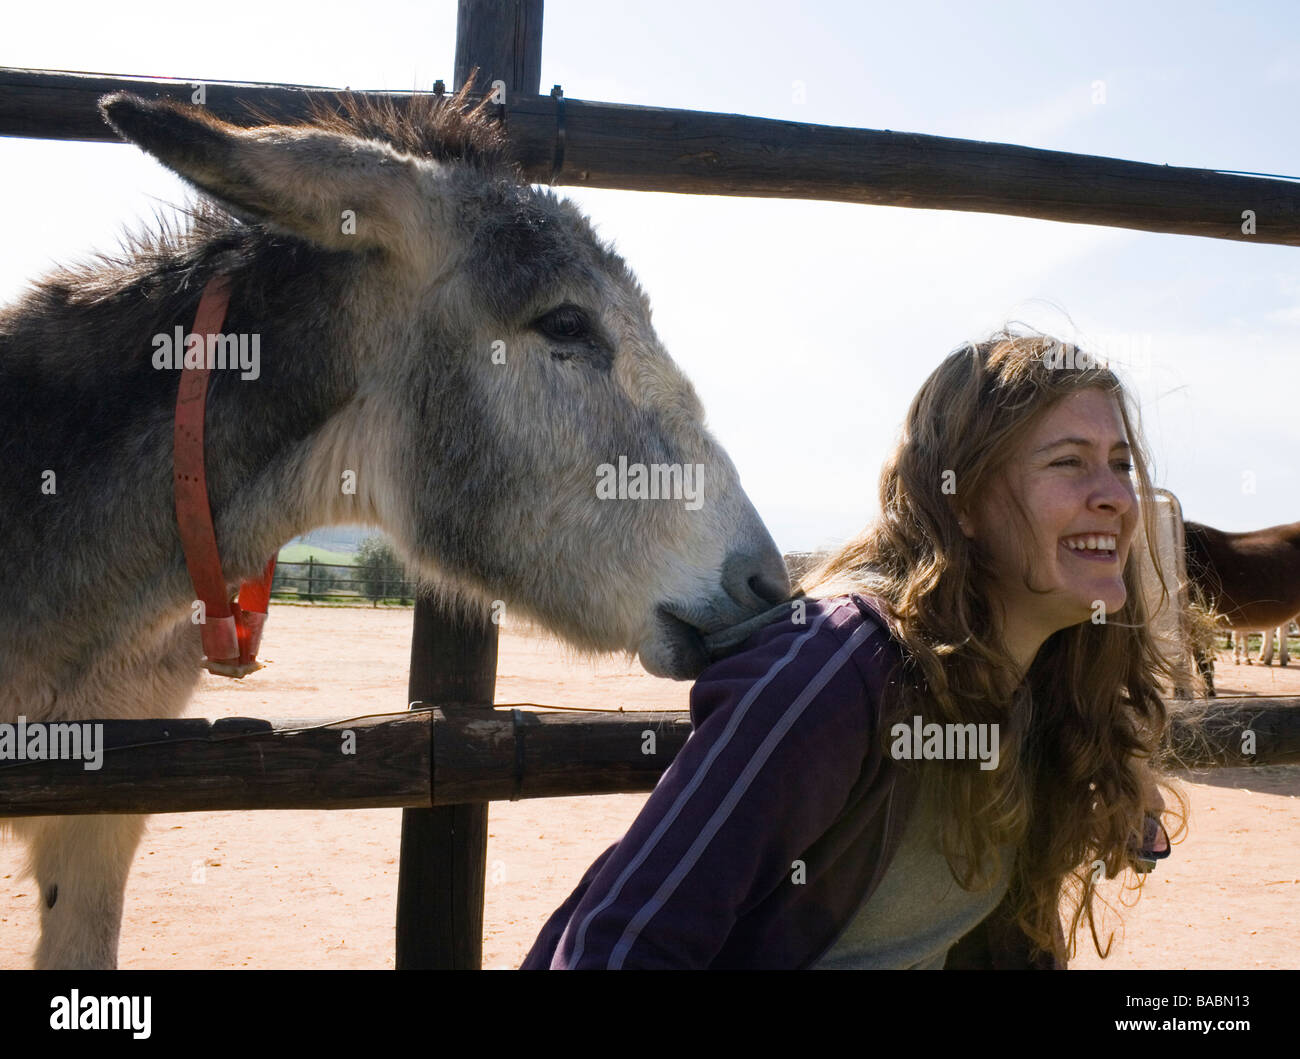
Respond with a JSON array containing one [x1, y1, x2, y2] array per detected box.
[[721, 550, 792, 613], [749, 572, 789, 607]]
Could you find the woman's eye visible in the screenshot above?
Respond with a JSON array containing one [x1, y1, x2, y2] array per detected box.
[[1050, 457, 1134, 472], [534, 305, 590, 341]]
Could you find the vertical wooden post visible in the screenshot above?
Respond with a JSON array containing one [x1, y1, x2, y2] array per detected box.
[[396, 599, 499, 968], [454, 0, 544, 98], [394, 0, 544, 972]]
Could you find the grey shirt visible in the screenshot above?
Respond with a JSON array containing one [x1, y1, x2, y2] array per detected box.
[[811, 778, 1015, 969]]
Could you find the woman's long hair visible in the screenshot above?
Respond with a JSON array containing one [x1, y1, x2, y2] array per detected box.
[[800, 328, 1192, 963]]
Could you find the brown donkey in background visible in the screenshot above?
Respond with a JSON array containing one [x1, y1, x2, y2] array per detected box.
[[1184, 519, 1300, 692]]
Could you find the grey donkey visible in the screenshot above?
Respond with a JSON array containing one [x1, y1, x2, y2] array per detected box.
[[0, 86, 789, 968]]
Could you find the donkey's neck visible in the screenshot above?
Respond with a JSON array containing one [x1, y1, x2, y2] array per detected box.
[[176, 241, 408, 581], [0, 225, 407, 661]]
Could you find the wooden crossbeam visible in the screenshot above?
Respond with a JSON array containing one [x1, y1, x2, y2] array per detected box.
[[2, 66, 1298, 245]]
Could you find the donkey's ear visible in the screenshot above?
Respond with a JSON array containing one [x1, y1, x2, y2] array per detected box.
[[99, 93, 438, 263]]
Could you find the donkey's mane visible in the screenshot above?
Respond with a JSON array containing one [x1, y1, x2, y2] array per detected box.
[[291, 79, 513, 172], [11, 82, 514, 309]]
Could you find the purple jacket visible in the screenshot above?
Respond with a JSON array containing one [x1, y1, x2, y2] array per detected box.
[[521, 593, 1064, 969]]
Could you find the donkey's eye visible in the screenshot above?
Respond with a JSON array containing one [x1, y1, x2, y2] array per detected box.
[[534, 304, 591, 342]]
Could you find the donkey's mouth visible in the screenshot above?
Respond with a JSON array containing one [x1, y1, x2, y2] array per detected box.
[[639, 605, 711, 680]]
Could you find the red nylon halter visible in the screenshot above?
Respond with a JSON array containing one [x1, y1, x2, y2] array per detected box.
[[173, 274, 276, 678]]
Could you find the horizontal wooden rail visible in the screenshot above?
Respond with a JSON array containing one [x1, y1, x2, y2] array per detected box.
[[0, 712, 432, 815], [0, 699, 1293, 816], [2, 68, 1299, 245], [0, 706, 693, 816]]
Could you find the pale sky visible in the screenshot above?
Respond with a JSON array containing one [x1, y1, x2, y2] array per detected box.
[[3, 0, 1297, 554]]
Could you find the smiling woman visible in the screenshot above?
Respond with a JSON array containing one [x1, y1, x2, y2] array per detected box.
[[523, 327, 1186, 969], [796, 329, 1187, 966]]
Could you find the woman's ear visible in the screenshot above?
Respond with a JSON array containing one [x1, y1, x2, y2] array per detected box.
[[957, 511, 975, 539]]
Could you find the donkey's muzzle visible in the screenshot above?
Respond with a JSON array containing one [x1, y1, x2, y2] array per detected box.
[[640, 541, 792, 680]]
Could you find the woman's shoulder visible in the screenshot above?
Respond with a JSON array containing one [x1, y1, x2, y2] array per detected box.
[[715, 591, 895, 655], [692, 592, 903, 720]]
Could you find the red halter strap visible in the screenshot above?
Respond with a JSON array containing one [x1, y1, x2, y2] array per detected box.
[[173, 274, 276, 678]]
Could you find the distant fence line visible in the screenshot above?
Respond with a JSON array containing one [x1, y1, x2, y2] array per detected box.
[[273, 557, 417, 605]]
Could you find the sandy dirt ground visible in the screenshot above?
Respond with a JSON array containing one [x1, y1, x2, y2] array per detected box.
[[1, 605, 1297, 969]]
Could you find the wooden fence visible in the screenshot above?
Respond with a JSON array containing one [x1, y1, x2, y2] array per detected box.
[[1, 701, 1298, 818], [2, 0, 1297, 970]]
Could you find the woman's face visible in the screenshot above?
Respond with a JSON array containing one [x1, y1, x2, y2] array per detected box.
[[960, 388, 1140, 649]]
